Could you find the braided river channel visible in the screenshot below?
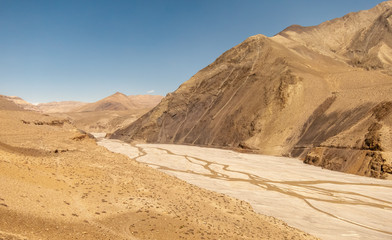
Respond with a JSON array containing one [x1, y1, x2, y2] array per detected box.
[[94, 134, 392, 240]]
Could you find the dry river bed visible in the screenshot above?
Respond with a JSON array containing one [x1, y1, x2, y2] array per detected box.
[[94, 135, 392, 240]]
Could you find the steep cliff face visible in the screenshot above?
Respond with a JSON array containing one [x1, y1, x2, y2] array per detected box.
[[112, 2, 392, 178], [111, 35, 328, 152]]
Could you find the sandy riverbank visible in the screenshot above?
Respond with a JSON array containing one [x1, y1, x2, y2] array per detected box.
[[97, 137, 392, 240]]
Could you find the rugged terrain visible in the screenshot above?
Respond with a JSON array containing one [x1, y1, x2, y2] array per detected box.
[[2, 92, 163, 134], [112, 1, 392, 178], [0, 107, 316, 239], [53, 93, 163, 133]]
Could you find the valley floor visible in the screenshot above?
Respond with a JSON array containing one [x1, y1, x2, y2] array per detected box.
[[97, 137, 392, 240], [0, 110, 315, 240]]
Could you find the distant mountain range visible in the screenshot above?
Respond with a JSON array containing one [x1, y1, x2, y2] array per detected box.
[[0, 92, 163, 134], [0, 92, 163, 113], [111, 1, 392, 178]]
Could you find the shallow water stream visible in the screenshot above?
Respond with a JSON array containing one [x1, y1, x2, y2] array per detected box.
[[95, 136, 392, 240]]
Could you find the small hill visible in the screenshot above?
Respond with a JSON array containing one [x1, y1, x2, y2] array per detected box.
[[0, 95, 25, 111], [1, 95, 39, 111], [36, 101, 87, 113], [75, 92, 163, 112]]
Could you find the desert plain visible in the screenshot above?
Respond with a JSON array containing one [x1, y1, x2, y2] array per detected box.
[[0, 110, 316, 239]]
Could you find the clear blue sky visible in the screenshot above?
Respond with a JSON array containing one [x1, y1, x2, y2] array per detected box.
[[0, 0, 386, 103]]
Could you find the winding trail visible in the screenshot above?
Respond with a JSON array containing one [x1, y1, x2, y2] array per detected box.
[[96, 137, 392, 240]]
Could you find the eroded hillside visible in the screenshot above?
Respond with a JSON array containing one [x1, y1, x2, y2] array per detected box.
[[111, 1, 392, 178]]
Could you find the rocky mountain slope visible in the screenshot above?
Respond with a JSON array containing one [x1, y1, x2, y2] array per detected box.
[[111, 1, 392, 178]]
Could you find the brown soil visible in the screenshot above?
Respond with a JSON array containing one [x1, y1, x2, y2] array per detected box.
[[0, 110, 316, 239]]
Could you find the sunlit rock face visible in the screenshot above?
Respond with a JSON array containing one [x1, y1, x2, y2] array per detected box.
[[112, 2, 392, 178]]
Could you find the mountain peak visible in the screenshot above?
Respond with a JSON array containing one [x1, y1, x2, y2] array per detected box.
[[111, 92, 127, 97]]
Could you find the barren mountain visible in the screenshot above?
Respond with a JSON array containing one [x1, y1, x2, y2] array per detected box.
[[0, 93, 162, 133], [52, 93, 164, 133], [75, 92, 163, 112], [112, 1, 392, 178], [0, 109, 316, 239]]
